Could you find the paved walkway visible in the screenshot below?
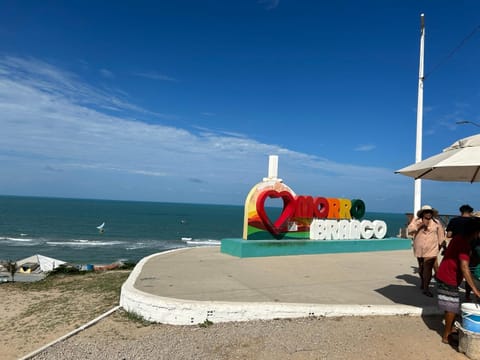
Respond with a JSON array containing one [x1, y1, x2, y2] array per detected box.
[[120, 246, 442, 325]]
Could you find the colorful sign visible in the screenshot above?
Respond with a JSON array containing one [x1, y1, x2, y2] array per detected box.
[[243, 156, 387, 240]]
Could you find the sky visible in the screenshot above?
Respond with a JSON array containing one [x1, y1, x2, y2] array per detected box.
[[1, 1, 480, 214]]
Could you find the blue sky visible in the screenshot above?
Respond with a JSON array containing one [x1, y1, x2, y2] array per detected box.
[[1, 1, 480, 213]]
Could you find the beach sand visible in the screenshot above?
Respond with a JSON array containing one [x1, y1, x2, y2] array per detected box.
[[26, 312, 469, 359], [0, 285, 467, 360]]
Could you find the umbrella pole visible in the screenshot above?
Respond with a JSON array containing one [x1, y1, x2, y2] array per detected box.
[[414, 13, 425, 214]]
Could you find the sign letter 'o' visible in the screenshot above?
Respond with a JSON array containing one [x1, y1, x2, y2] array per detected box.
[[350, 199, 366, 219], [373, 220, 387, 239], [313, 197, 329, 218]]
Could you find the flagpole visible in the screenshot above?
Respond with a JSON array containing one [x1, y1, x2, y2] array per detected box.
[[414, 13, 425, 215]]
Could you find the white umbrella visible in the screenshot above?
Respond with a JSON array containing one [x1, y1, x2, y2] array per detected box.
[[396, 133, 480, 182]]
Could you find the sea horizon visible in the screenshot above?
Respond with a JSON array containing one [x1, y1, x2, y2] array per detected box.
[[0, 195, 409, 265]]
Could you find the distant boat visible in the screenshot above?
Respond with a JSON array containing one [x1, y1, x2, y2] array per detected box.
[[181, 237, 192, 241], [97, 222, 105, 234]]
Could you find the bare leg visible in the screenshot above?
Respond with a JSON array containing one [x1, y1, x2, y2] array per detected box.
[[442, 311, 457, 344]]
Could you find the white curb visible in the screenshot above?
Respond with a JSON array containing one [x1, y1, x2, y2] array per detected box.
[[120, 249, 442, 326]]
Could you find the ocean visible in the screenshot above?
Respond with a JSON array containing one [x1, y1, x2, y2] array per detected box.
[[0, 196, 408, 264]]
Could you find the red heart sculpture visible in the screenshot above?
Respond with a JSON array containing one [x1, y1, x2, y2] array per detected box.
[[256, 190, 296, 238]]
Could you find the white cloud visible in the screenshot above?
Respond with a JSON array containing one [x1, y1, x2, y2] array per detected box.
[[259, 0, 279, 10], [99, 68, 114, 78], [133, 71, 178, 82], [0, 56, 148, 115], [354, 144, 376, 152], [0, 56, 410, 210]]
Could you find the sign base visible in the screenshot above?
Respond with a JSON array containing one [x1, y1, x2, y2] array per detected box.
[[220, 238, 411, 258]]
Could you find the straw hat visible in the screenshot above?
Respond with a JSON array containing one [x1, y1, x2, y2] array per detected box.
[[417, 205, 438, 218]]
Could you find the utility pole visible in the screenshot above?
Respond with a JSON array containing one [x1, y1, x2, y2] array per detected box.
[[414, 13, 425, 215]]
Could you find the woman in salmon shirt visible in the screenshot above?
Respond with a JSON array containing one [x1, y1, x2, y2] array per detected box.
[[408, 205, 446, 297]]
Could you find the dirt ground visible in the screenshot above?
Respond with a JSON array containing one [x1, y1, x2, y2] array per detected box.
[[0, 271, 470, 360], [28, 312, 470, 360], [0, 271, 129, 360]]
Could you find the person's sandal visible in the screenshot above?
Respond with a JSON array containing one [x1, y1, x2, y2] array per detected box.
[[448, 333, 459, 347], [423, 290, 433, 297]]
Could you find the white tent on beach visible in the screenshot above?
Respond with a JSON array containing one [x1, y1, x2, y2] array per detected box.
[[16, 254, 66, 273]]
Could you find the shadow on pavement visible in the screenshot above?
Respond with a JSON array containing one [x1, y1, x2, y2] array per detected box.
[[396, 274, 421, 287], [421, 314, 461, 352], [375, 282, 436, 307], [375, 271, 437, 308], [421, 314, 444, 337]]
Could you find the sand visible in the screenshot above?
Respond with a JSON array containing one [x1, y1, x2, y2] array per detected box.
[[24, 313, 471, 359], [0, 288, 468, 360]]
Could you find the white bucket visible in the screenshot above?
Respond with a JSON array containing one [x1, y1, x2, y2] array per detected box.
[[462, 303, 480, 333]]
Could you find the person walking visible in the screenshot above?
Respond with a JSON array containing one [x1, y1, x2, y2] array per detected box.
[[446, 204, 474, 240], [445, 204, 475, 300], [408, 205, 446, 297], [465, 210, 480, 301], [436, 217, 480, 345]]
